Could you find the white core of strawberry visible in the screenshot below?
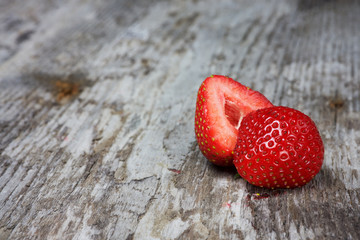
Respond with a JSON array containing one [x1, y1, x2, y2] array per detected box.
[[224, 98, 244, 130], [236, 115, 243, 130]]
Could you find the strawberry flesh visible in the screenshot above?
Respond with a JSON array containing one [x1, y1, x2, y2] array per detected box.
[[195, 75, 273, 166], [233, 106, 324, 188]]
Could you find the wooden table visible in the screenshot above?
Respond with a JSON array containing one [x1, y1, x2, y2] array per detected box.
[[1, 0, 359, 239]]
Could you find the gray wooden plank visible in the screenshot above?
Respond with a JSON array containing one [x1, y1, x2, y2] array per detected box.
[[0, 0, 359, 239]]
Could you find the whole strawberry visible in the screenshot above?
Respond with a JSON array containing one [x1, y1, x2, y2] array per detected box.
[[195, 75, 273, 166], [233, 106, 324, 188]]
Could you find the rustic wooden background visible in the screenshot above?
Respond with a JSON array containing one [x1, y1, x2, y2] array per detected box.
[[0, 0, 359, 239]]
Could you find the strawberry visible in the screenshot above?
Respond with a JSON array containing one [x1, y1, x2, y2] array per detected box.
[[233, 106, 324, 188], [195, 75, 273, 166]]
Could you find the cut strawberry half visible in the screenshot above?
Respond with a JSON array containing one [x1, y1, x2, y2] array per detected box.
[[195, 75, 273, 166]]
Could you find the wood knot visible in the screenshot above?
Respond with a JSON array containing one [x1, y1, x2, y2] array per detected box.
[[329, 98, 345, 109], [55, 81, 79, 102]]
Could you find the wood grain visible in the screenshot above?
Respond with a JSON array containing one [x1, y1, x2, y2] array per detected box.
[[0, 0, 360, 239]]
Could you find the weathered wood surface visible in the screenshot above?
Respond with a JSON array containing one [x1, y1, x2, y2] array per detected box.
[[0, 0, 360, 239]]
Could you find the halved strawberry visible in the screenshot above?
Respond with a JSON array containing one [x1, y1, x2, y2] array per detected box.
[[195, 75, 273, 166]]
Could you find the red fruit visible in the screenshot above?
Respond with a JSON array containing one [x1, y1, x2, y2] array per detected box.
[[233, 106, 324, 188], [195, 75, 273, 166]]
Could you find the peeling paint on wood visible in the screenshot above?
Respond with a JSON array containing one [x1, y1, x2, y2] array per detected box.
[[1, 0, 360, 239]]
